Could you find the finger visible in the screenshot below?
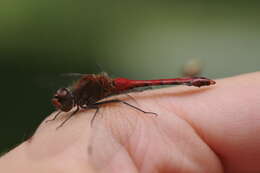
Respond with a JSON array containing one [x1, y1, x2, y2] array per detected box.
[[0, 110, 97, 173], [87, 88, 223, 172], [165, 72, 260, 173]]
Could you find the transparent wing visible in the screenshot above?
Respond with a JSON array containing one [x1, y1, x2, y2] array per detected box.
[[60, 73, 85, 77]]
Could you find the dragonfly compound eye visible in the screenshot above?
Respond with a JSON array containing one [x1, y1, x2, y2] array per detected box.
[[52, 88, 74, 112]]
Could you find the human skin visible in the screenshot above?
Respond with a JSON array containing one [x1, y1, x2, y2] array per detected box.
[[1, 72, 260, 173]]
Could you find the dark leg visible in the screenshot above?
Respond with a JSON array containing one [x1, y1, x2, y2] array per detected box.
[[45, 111, 62, 123], [90, 106, 100, 126], [79, 104, 100, 127], [125, 94, 138, 105], [93, 99, 158, 116], [56, 106, 80, 129]]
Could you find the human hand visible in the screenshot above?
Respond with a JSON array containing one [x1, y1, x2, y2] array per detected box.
[[1, 72, 260, 173]]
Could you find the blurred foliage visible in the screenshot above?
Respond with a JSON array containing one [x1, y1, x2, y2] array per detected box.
[[1, 0, 260, 152]]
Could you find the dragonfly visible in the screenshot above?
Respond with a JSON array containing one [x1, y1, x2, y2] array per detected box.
[[48, 72, 216, 128]]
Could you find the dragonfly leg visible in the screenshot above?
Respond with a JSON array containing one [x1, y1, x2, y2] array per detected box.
[[45, 111, 62, 123], [125, 94, 139, 105], [89, 106, 100, 126], [80, 104, 101, 127], [56, 106, 80, 129], [93, 99, 158, 116]]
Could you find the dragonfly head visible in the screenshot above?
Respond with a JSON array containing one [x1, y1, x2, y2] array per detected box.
[[52, 88, 74, 112]]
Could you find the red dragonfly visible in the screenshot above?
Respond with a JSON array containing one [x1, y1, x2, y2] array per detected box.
[[49, 72, 215, 128]]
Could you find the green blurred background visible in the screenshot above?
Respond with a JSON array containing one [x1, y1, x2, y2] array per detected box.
[[1, 0, 260, 152]]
